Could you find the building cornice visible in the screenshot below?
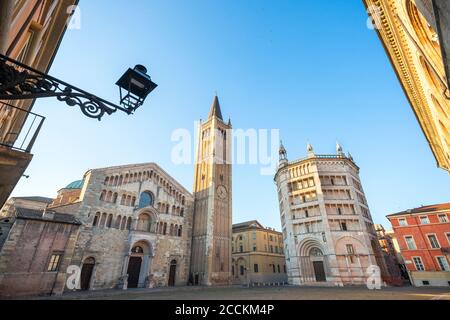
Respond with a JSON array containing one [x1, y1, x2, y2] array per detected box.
[[363, 0, 450, 172]]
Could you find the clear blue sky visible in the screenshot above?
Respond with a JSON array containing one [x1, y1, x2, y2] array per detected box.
[[12, 0, 450, 229]]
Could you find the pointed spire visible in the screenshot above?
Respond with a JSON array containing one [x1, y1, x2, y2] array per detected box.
[[336, 141, 344, 156], [279, 140, 288, 162], [348, 152, 354, 161], [208, 95, 223, 120], [227, 117, 232, 127], [307, 142, 315, 158]]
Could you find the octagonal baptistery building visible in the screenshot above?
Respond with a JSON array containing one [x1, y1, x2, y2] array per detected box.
[[50, 163, 194, 291], [274, 143, 389, 286]]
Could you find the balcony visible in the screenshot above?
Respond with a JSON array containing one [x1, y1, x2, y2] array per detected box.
[[0, 101, 45, 153], [0, 101, 45, 207]]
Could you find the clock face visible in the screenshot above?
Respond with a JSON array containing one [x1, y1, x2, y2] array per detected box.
[[217, 185, 228, 199]]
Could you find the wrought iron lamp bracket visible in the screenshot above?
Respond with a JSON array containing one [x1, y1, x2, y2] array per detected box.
[[0, 53, 133, 120]]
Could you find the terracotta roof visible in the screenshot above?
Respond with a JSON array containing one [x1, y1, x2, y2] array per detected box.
[[15, 207, 82, 225], [233, 220, 264, 230], [387, 203, 450, 217]]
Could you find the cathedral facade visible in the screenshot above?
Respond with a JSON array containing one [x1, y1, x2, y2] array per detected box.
[[0, 97, 233, 296], [49, 162, 195, 290]]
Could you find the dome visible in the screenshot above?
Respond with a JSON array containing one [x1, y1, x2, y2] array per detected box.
[[65, 180, 84, 189]]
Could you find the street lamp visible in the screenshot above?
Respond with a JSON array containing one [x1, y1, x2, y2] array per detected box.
[[116, 64, 158, 112], [0, 53, 157, 120]]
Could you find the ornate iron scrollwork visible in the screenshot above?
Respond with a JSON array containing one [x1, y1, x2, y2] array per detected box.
[[0, 54, 132, 121]]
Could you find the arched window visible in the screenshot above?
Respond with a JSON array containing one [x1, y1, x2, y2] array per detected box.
[[138, 191, 154, 209], [120, 216, 127, 230], [126, 217, 132, 230], [112, 193, 118, 204], [137, 213, 152, 232], [93, 212, 101, 227], [131, 197, 136, 207], [115, 215, 122, 229], [178, 226, 182, 237], [104, 177, 109, 185], [180, 208, 184, 217], [100, 213, 107, 228], [99, 190, 106, 201], [163, 222, 167, 235], [106, 191, 113, 202], [120, 194, 126, 205], [106, 214, 113, 228]]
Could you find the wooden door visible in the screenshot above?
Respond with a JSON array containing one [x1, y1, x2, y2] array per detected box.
[[313, 261, 326, 282], [127, 257, 142, 288], [80, 263, 94, 291], [168, 260, 177, 286]]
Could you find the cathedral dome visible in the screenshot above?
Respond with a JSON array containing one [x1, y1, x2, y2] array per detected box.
[[65, 180, 84, 189]]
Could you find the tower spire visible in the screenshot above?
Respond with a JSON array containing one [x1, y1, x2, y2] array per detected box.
[[208, 95, 223, 120], [279, 140, 288, 162]]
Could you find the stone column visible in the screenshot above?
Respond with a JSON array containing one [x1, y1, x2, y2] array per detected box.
[[0, 0, 13, 55], [119, 254, 130, 290]]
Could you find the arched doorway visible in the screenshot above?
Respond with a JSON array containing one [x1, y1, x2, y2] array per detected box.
[[127, 245, 144, 288], [310, 248, 326, 282], [298, 239, 328, 284], [80, 257, 95, 291], [126, 241, 153, 288], [168, 260, 177, 286], [235, 258, 247, 284]]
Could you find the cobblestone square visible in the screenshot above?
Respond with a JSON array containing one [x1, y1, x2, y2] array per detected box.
[[41, 285, 450, 301]]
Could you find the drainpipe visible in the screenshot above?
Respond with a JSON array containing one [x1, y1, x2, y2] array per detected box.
[[0, 0, 14, 55]]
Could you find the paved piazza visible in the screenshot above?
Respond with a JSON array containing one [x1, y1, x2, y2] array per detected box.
[[34, 285, 450, 300]]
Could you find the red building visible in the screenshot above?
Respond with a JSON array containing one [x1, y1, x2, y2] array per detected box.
[[387, 203, 450, 287]]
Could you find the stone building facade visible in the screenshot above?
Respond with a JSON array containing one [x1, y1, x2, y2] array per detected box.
[[375, 224, 408, 284], [0, 207, 81, 298], [387, 203, 450, 287], [363, 0, 450, 173], [49, 163, 195, 290], [232, 221, 287, 285], [274, 143, 389, 286]]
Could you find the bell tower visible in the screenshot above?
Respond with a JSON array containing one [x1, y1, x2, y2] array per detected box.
[[190, 96, 232, 286]]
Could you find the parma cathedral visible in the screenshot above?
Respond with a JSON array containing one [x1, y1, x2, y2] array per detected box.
[[0, 97, 232, 297]]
